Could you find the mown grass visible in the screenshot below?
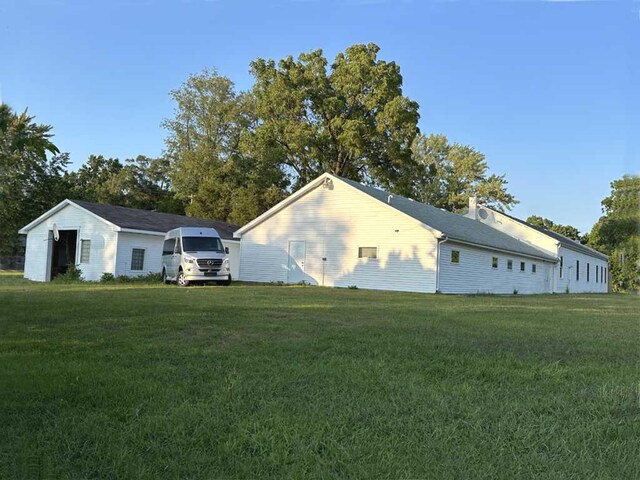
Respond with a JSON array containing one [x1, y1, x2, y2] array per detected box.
[[0, 272, 638, 479]]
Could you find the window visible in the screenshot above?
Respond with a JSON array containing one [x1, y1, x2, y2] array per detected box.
[[174, 238, 182, 254], [492, 257, 498, 269], [604, 267, 607, 283], [507, 259, 513, 270], [532, 264, 537, 273], [182, 236, 224, 252], [520, 261, 525, 272], [131, 248, 145, 271], [80, 239, 91, 263], [559, 256, 563, 278], [451, 250, 460, 263], [595, 265, 599, 283], [576, 260, 580, 281], [358, 247, 377, 259], [162, 238, 175, 256], [587, 263, 590, 282]]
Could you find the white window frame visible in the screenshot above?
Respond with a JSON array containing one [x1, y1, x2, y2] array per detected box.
[[130, 247, 146, 271], [80, 239, 91, 264], [358, 246, 378, 260]]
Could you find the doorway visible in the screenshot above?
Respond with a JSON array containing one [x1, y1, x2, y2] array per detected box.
[[50, 230, 78, 279], [287, 240, 306, 283]]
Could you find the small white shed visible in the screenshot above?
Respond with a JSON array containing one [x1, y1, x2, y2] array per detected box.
[[19, 199, 240, 282]]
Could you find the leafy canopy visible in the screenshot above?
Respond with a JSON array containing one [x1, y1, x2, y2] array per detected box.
[[411, 134, 517, 212]]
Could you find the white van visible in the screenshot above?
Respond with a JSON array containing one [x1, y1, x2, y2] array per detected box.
[[161, 227, 231, 286]]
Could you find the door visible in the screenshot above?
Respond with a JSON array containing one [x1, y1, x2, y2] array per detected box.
[[287, 241, 306, 283], [172, 237, 182, 277]]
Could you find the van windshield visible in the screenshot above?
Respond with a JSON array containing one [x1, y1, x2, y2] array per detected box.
[[182, 236, 224, 253]]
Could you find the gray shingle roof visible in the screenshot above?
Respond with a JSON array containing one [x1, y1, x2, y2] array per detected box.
[[71, 200, 239, 240], [337, 176, 557, 261], [498, 211, 608, 260]]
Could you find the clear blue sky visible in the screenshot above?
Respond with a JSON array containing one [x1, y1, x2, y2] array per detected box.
[[1, 0, 638, 232]]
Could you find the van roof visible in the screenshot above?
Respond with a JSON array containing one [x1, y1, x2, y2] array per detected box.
[[167, 227, 221, 237]]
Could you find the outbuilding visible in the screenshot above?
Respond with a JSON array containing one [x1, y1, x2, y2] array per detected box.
[[235, 173, 608, 294], [19, 199, 240, 282]]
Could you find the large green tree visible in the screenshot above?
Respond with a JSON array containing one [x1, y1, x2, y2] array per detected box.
[[411, 133, 517, 212], [525, 215, 583, 242], [68, 154, 183, 213], [250, 43, 420, 193], [0, 104, 69, 256], [588, 175, 639, 292], [163, 69, 286, 224]]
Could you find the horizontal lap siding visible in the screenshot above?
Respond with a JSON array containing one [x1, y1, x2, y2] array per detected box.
[[239, 180, 439, 293], [115, 233, 164, 277], [24, 204, 117, 282], [439, 242, 553, 294], [556, 246, 608, 293]]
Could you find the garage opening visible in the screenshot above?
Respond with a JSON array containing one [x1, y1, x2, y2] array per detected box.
[[50, 230, 77, 279]]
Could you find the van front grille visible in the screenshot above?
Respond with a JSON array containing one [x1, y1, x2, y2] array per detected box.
[[196, 258, 223, 268]]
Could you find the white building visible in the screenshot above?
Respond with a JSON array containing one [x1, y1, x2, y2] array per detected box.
[[19, 199, 240, 282], [235, 173, 608, 294]]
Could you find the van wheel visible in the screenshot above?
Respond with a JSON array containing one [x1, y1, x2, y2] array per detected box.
[[177, 270, 189, 287], [162, 269, 169, 285]]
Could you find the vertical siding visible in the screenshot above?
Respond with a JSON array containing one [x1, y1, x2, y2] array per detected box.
[[239, 180, 439, 293], [438, 242, 554, 294], [23, 204, 118, 282]]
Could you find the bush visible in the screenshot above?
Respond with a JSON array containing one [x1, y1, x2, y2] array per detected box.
[[512, 288, 519, 295], [100, 272, 115, 283], [347, 285, 358, 290], [53, 264, 83, 283]]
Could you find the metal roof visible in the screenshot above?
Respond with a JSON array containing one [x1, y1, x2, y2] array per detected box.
[[497, 210, 608, 260], [337, 176, 557, 261], [70, 200, 239, 240]]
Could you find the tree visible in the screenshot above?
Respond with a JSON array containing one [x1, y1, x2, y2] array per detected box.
[[67, 154, 185, 214], [588, 175, 640, 292], [525, 215, 583, 242], [162, 69, 287, 224], [0, 104, 69, 256], [411, 133, 517, 212], [250, 43, 420, 194]]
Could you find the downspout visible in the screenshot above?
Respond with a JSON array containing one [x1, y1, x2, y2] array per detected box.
[[436, 235, 449, 293]]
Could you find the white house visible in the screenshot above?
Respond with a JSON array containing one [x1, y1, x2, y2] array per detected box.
[[234, 173, 608, 294], [19, 199, 240, 282], [466, 202, 609, 293]]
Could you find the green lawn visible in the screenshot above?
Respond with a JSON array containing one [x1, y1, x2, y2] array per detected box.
[[0, 272, 638, 479]]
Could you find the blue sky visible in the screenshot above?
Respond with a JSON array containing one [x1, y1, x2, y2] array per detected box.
[[1, 0, 638, 232]]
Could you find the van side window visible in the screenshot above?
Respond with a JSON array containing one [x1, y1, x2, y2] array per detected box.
[[162, 239, 175, 256]]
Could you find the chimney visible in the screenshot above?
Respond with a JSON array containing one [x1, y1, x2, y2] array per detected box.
[[466, 196, 478, 219]]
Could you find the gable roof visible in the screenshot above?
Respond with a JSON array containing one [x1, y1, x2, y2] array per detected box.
[[495, 210, 608, 260], [236, 173, 555, 261], [20, 199, 239, 241], [336, 176, 556, 261]]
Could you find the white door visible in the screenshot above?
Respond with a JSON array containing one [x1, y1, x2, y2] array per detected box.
[[287, 241, 306, 283]]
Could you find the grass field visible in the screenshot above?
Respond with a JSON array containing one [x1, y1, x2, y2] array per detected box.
[[0, 272, 638, 479]]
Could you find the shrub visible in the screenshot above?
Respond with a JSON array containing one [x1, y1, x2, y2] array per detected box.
[[513, 288, 519, 295], [53, 264, 83, 283], [347, 285, 358, 290], [117, 275, 131, 283], [100, 272, 115, 283]]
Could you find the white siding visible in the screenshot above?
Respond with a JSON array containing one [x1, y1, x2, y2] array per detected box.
[[23, 204, 118, 282], [555, 246, 608, 293], [114, 232, 164, 277], [239, 180, 439, 293], [438, 241, 554, 294], [223, 241, 240, 280]]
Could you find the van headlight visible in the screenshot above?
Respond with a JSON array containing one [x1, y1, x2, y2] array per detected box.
[[184, 255, 195, 264], [223, 258, 230, 270]]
